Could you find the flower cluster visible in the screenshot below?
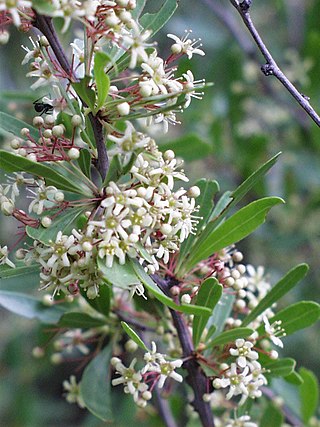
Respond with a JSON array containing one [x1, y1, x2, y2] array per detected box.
[[111, 342, 183, 408]]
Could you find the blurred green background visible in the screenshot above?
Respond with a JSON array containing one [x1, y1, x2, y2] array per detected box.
[[0, 0, 319, 425]]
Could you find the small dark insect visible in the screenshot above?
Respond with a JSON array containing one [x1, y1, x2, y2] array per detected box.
[[33, 96, 54, 116]]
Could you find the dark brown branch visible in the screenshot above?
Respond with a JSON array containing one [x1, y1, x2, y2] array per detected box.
[[228, 0, 320, 128], [32, 12, 109, 180], [152, 274, 215, 427]]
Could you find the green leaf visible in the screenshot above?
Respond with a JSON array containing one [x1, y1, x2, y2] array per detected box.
[[130, 260, 211, 317], [207, 293, 235, 336], [184, 197, 284, 273], [26, 207, 85, 245], [140, 0, 178, 36], [103, 154, 122, 185], [231, 152, 282, 207], [77, 148, 92, 178], [59, 312, 107, 328], [299, 367, 319, 423], [160, 134, 213, 162], [205, 327, 254, 348], [194, 153, 282, 245], [177, 179, 219, 270], [242, 263, 309, 327], [0, 150, 86, 194], [0, 290, 66, 323], [72, 76, 96, 112], [131, 0, 146, 19], [0, 111, 38, 140], [31, 0, 56, 14], [264, 358, 296, 378], [98, 258, 141, 289], [265, 301, 320, 336], [121, 321, 148, 351], [193, 278, 222, 347], [284, 371, 303, 386], [260, 403, 283, 427], [81, 284, 111, 317], [80, 343, 113, 422], [0, 264, 39, 280], [94, 52, 111, 112]]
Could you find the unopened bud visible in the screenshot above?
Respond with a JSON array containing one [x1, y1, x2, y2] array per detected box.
[[117, 102, 130, 116], [0, 30, 10, 45], [41, 216, 52, 228], [71, 114, 82, 127], [52, 125, 64, 137], [68, 147, 80, 159]]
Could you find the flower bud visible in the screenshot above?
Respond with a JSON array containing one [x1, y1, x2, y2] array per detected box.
[[163, 149, 175, 161], [33, 116, 44, 128], [68, 148, 80, 159], [39, 36, 49, 47], [44, 115, 55, 126], [41, 216, 52, 228], [26, 153, 37, 162], [187, 185, 201, 198], [52, 125, 65, 137], [0, 31, 10, 45], [82, 241, 93, 252], [54, 191, 64, 202], [1, 200, 14, 216], [181, 294, 191, 304], [117, 102, 130, 116], [20, 127, 30, 137], [10, 138, 21, 149], [32, 346, 45, 358], [71, 114, 82, 127], [125, 339, 138, 353], [171, 43, 182, 55], [160, 223, 172, 235], [43, 129, 52, 138]]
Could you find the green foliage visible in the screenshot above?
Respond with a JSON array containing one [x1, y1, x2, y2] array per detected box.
[[94, 52, 111, 112], [264, 358, 296, 378], [140, 0, 178, 36], [242, 264, 309, 327], [121, 321, 148, 351], [192, 277, 222, 347], [205, 327, 254, 348], [58, 312, 107, 328], [72, 76, 96, 113], [180, 197, 284, 275], [0, 150, 89, 195], [80, 342, 113, 422], [0, 111, 38, 140], [260, 403, 283, 427], [299, 367, 319, 423], [160, 133, 213, 162]]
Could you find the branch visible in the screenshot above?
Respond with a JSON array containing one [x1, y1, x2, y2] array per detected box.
[[32, 12, 109, 180], [228, 0, 320, 128], [152, 274, 215, 427]]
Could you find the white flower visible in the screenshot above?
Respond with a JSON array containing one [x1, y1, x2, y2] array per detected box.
[[0, 245, 15, 269], [229, 339, 259, 368], [225, 414, 258, 427], [213, 363, 252, 403], [167, 30, 205, 59], [263, 316, 285, 348], [63, 375, 85, 408], [122, 24, 153, 68], [0, 0, 32, 27]]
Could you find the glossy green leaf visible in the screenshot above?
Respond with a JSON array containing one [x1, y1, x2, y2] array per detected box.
[[0, 111, 38, 140], [26, 207, 85, 245], [140, 0, 178, 36], [131, 0, 146, 19], [59, 312, 107, 328], [77, 148, 92, 178], [299, 367, 319, 423], [130, 260, 211, 317], [94, 52, 111, 111], [205, 327, 254, 348], [193, 278, 222, 347], [0, 290, 65, 323], [0, 150, 86, 194], [0, 264, 39, 280], [206, 293, 235, 337], [177, 179, 219, 270], [80, 343, 113, 422], [194, 153, 282, 245], [260, 403, 283, 427], [98, 258, 141, 289], [72, 76, 96, 112], [284, 371, 303, 386], [32, 0, 56, 14], [103, 154, 122, 185], [184, 197, 284, 273], [242, 263, 309, 327], [121, 321, 148, 351], [160, 134, 213, 162], [266, 301, 320, 336], [81, 284, 111, 317], [264, 358, 296, 378]]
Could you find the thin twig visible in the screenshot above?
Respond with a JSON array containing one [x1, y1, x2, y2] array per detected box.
[[203, 0, 309, 128], [228, 0, 320, 128], [152, 274, 215, 427], [32, 12, 109, 180]]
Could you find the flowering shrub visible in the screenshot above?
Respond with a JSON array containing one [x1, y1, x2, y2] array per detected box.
[[0, 1, 319, 426]]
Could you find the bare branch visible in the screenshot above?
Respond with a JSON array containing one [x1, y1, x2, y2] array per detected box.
[[228, 0, 320, 128]]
